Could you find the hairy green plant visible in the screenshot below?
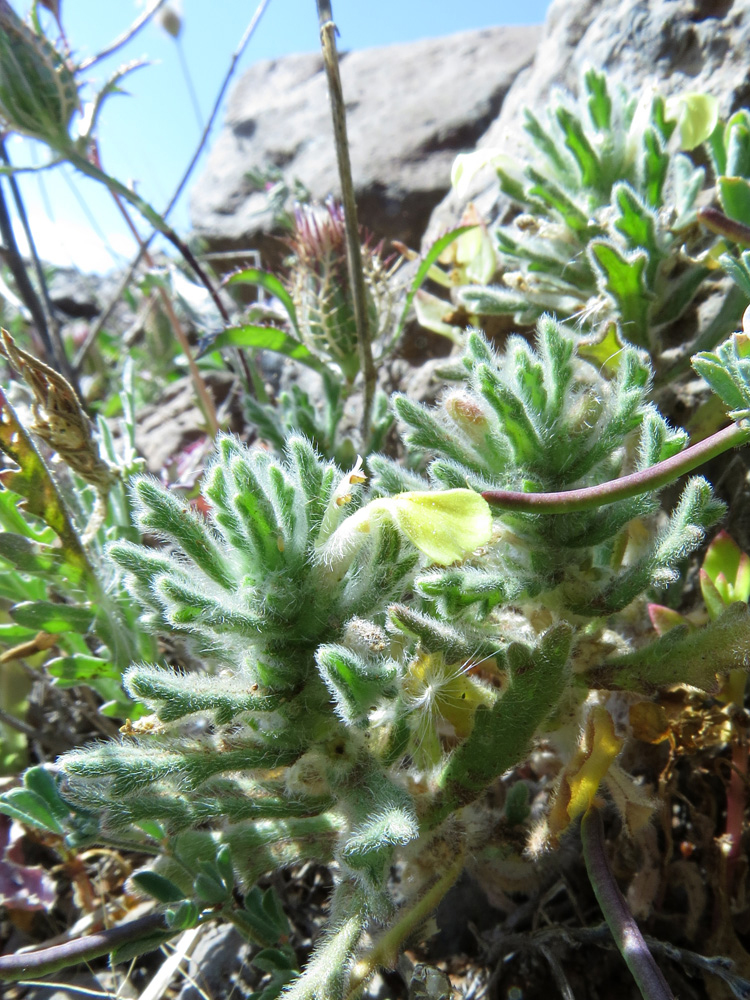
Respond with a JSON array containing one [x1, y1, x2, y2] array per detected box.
[[5, 314, 750, 997], [4, 7, 750, 998], [440, 71, 749, 361]]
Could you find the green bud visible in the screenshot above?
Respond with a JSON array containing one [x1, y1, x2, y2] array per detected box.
[[0, 1, 78, 147]]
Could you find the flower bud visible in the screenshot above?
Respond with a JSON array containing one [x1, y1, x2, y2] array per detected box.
[[444, 391, 490, 446], [0, 0, 78, 148], [287, 200, 400, 382]]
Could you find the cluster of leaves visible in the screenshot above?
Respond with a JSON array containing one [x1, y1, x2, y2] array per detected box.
[[4, 15, 750, 996], [439, 71, 750, 364]]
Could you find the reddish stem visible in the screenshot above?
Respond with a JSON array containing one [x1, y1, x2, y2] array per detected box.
[[726, 738, 748, 873]]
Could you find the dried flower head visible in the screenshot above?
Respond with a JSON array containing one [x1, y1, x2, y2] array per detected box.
[[0, 330, 115, 539]]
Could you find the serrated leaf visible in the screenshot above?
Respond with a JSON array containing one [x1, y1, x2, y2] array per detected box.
[[589, 241, 651, 348], [585, 68, 611, 131], [556, 105, 602, 189]]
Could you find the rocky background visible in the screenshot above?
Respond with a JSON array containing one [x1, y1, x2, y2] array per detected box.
[[190, 0, 750, 261]]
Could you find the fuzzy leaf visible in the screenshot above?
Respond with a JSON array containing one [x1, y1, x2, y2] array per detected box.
[[429, 623, 572, 827], [692, 332, 750, 419], [132, 871, 187, 904], [585, 68, 612, 131], [719, 176, 750, 228], [586, 602, 750, 693], [0, 787, 64, 834], [556, 105, 602, 188], [589, 242, 651, 348]]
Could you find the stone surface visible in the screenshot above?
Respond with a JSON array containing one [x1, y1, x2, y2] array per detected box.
[[176, 923, 249, 1000], [427, 0, 750, 239], [190, 25, 540, 262]]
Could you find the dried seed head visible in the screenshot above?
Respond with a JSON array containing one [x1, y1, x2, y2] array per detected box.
[[0, 1, 78, 148], [0, 330, 115, 539], [156, 1, 182, 39]]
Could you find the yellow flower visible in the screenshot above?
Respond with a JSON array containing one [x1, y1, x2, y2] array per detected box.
[[315, 474, 492, 582], [382, 489, 492, 566], [547, 706, 623, 840]]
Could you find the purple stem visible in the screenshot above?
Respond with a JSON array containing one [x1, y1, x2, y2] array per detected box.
[[482, 421, 750, 513], [581, 807, 674, 1000], [0, 913, 169, 983]]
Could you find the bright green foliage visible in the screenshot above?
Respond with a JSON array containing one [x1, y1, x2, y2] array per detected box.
[[452, 71, 746, 354], [2, 27, 750, 994], [692, 330, 750, 420], [392, 320, 721, 617]]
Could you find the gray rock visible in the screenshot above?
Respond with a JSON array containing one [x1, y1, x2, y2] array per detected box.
[[427, 0, 750, 239], [190, 26, 540, 263], [176, 923, 249, 1000]]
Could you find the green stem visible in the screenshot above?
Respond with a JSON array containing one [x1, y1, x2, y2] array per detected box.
[[482, 420, 750, 513], [344, 847, 465, 999], [581, 807, 674, 1000], [316, 0, 376, 446], [102, 161, 220, 437]]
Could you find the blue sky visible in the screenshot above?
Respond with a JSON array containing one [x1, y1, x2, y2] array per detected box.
[[5, 0, 551, 272]]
